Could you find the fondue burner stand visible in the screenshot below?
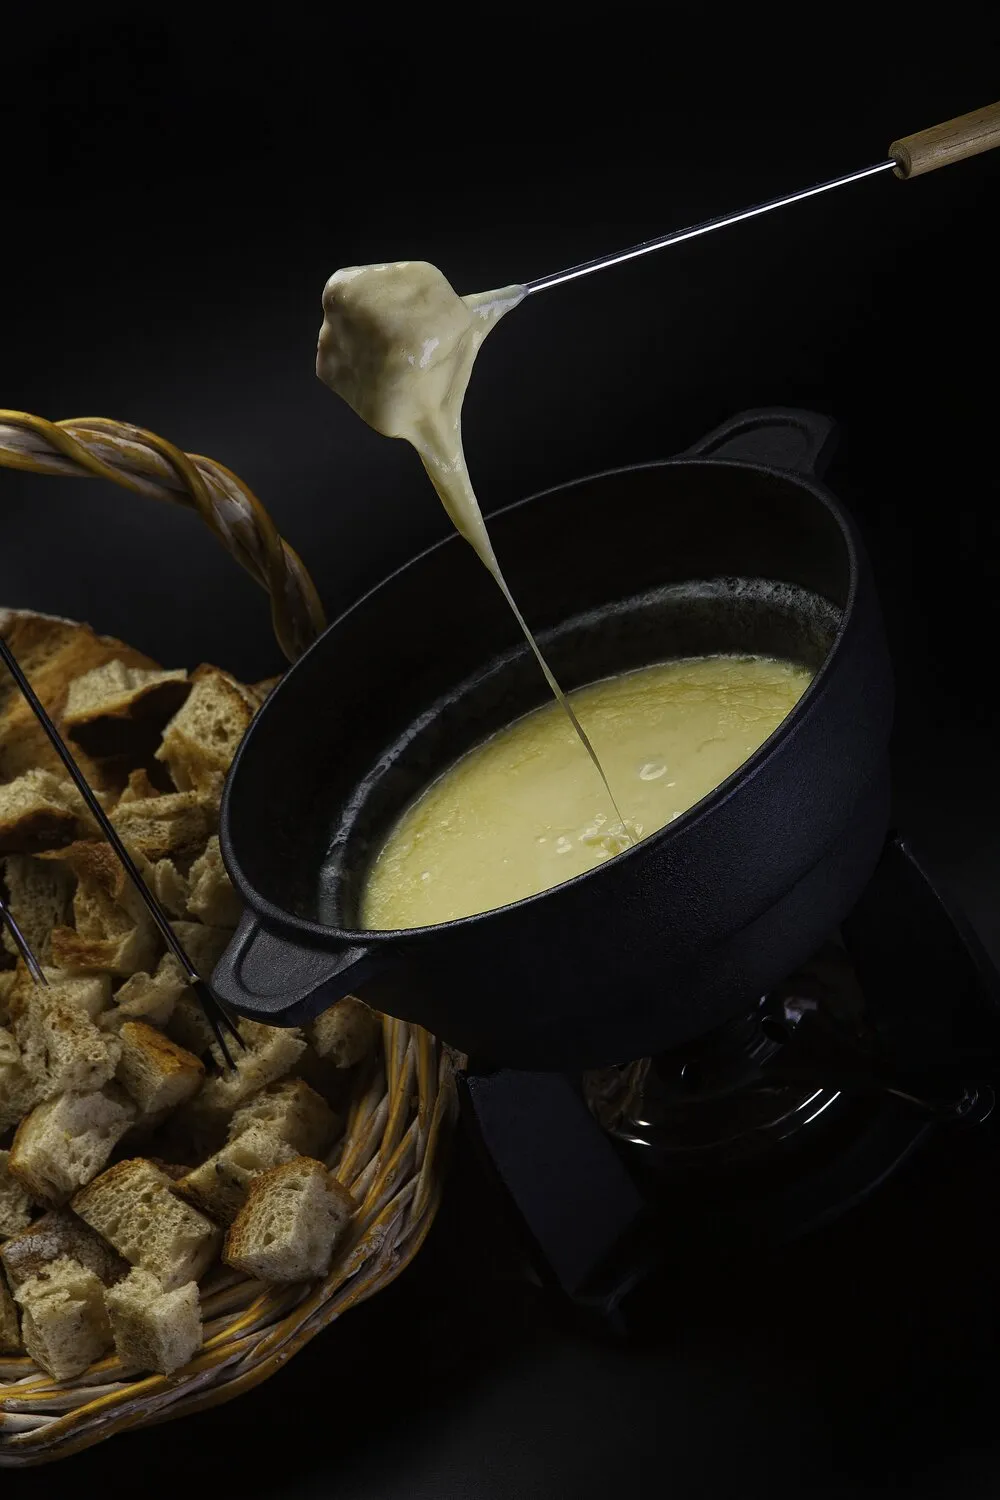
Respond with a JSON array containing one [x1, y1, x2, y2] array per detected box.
[[457, 835, 1000, 1334]]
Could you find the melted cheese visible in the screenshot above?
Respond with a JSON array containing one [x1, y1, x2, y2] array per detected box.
[[360, 655, 812, 929]]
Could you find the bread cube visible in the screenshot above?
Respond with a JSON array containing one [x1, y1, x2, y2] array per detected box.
[[227, 1078, 337, 1159], [186, 837, 242, 927], [9, 986, 121, 1099], [308, 997, 378, 1068], [1, 1207, 129, 1290], [0, 1025, 39, 1129], [223, 1158, 354, 1282], [104, 1267, 202, 1375], [116, 1022, 204, 1117], [0, 1145, 34, 1234], [9, 1086, 136, 1203], [73, 1159, 221, 1291], [178, 1126, 298, 1223], [14, 1256, 113, 1380], [193, 1021, 306, 1128], [100, 952, 188, 1033], [0, 1275, 21, 1353]]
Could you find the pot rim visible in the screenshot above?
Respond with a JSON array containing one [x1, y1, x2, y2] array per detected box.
[[219, 453, 861, 945]]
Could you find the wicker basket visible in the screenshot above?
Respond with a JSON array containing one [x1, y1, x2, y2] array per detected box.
[[0, 414, 458, 1465]]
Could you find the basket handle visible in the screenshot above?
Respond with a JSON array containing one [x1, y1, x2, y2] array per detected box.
[[0, 410, 326, 662]]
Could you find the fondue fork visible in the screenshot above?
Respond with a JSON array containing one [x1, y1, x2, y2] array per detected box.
[[0, 636, 245, 1067], [526, 102, 1000, 295], [0, 890, 47, 986]]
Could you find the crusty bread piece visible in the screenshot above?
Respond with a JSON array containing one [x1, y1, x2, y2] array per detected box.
[[0, 1145, 33, 1235], [0, 768, 97, 854], [72, 1158, 221, 1291], [110, 792, 212, 864], [9, 1086, 136, 1204], [155, 665, 255, 799], [186, 837, 241, 927], [0, 1025, 39, 1129], [63, 661, 190, 758], [309, 997, 379, 1068], [0, 967, 14, 1024], [0, 610, 159, 794], [8, 986, 121, 1100], [0, 1273, 20, 1353], [165, 990, 218, 1057], [14, 1256, 113, 1380], [250, 677, 280, 706], [223, 1157, 353, 1282], [105, 1268, 202, 1375], [193, 1021, 306, 1128], [1, 853, 74, 966], [171, 921, 235, 979], [5, 965, 112, 1022], [227, 1078, 337, 1159], [44, 841, 160, 978], [116, 1022, 204, 1117], [114, 768, 164, 806], [152, 857, 189, 917], [1, 1208, 128, 1289], [178, 1125, 298, 1224], [99, 954, 187, 1033]]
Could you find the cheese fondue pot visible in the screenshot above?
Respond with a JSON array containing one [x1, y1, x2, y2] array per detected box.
[[212, 408, 893, 1070]]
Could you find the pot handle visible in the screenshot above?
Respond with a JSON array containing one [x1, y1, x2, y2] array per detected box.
[[210, 909, 375, 1026], [684, 407, 838, 479]]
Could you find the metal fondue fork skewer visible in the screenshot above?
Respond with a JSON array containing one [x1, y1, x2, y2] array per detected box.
[[525, 162, 896, 295], [525, 103, 1000, 296], [0, 635, 245, 1067], [0, 890, 48, 986]]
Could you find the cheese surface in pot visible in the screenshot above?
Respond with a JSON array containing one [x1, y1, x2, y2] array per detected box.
[[360, 654, 813, 930]]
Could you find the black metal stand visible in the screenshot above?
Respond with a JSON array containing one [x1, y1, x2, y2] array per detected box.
[[457, 835, 1000, 1335]]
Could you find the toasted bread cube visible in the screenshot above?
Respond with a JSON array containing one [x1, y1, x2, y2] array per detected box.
[[0, 1275, 21, 1353], [308, 997, 379, 1068], [9, 987, 121, 1099], [194, 1021, 306, 1128], [1, 854, 74, 966], [45, 839, 160, 977], [185, 837, 241, 927], [116, 1022, 204, 1117], [100, 953, 188, 1034], [14, 1256, 113, 1380], [0, 768, 94, 854], [223, 1158, 354, 1282], [110, 792, 211, 864], [73, 1159, 221, 1291], [114, 768, 163, 806], [227, 1078, 337, 1159], [165, 990, 218, 1057], [9, 1086, 136, 1204], [0, 1208, 128, 1289], [63, 661, 189, 758], [0, 1146, 33, 1235], [178, 1126, 298, 1224], [152, 857, 189, 917], [155, 666, 255, 799], [0, 968, 14, 1025], [171, 921, 235, 979], [0, 1025, 39, 1129], [104, 1267, 202, 1375]]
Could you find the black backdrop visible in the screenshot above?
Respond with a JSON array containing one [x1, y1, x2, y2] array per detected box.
[[3, 19, 1000, 1497]]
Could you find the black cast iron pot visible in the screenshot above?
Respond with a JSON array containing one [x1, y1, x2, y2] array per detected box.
[[212, 408, 894, 1070]]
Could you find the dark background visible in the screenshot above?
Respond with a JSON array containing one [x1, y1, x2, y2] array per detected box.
[[3, 18, 1000, 1496]]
